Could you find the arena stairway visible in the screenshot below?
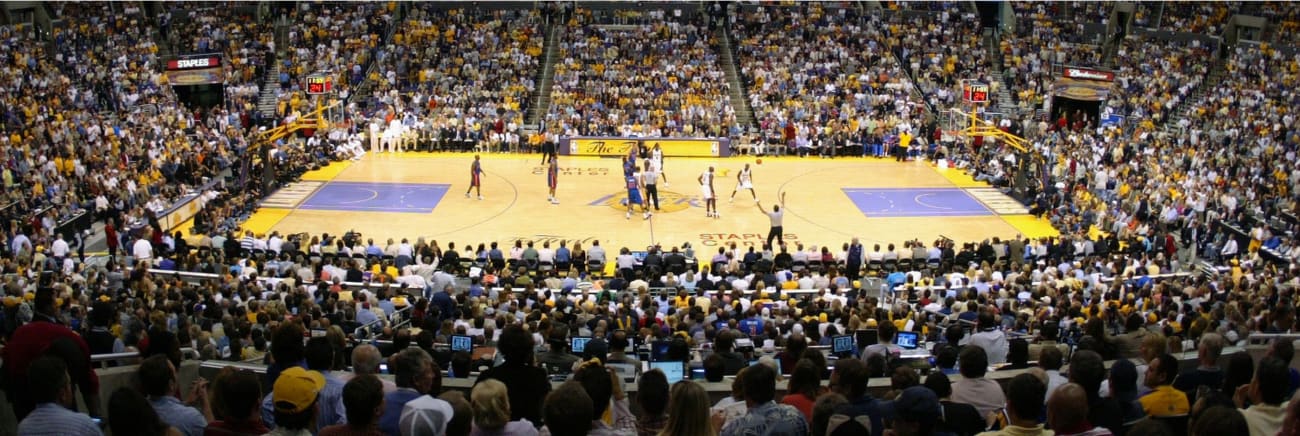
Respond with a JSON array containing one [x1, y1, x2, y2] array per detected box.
[[984, 28, 1019, 119], [1160, 60, 1226, 137], [255, 63, 281, 119], [716, 25, 756, 130], [526, 24, 562, 127]]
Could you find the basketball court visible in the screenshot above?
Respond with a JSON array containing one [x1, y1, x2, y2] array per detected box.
[[238, 152, 1059, 257]]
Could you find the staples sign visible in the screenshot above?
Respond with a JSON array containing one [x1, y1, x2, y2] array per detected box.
[[168, 57, 219, 70], [1064, 67, 1114, 82]]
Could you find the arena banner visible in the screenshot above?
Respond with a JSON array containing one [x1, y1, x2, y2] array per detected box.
[[164, 55, 224, 86], [560, 137, 731, 157], [1050, 78, 1113, 102]]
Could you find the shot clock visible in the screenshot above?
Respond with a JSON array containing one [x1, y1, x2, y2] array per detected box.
[[963, 81, 989, 104], [305, 74, 333, 95]]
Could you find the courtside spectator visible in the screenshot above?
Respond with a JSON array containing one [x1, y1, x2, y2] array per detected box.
[[470, 379, 539, 436], [1141, 353, 1190, 417], [140, 354, 212, 436], [380, 348, 441, 436], [441, 392, 473, 436], [923, 371, 984, 436], [1238, 357, 1291, 436], [399, 395, 454, 436], [4, 287, 100, 420], [342, 344, 398, 393], [720, 363, 808, 436], [952, 346, 1006, 419], [320, 375, 385, 436], [1048, 383, 1113, 436], [635, 370, 670, 436], [541, 382, 594, 436], [109, 386, 181, 436], [16, 356, 103, 436], [268, 367, 326, 436], [205, 367, 271, 435], [890, 386, 945, 436], [980, 373, 1049, 436], [476, 324, 551, 426]]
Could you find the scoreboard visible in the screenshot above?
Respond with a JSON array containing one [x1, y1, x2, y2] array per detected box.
[[963, 81, 989, 104], [306, 74, 333, 95]]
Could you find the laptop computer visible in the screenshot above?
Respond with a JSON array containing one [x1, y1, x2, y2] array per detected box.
[[571, 336, 592, 354], [832, 335, 856, 355], [607, 363, 637, 383], [650, 361, 686, 383], [895, 331, 920, 349], [451, 335, 473, 353]]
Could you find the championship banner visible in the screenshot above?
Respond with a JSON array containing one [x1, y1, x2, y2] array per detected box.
[[164, 55, 224, 86], [560, 137, 731, 157]]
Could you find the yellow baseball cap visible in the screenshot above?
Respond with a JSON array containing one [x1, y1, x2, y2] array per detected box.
[[273, 367, 326, 414]]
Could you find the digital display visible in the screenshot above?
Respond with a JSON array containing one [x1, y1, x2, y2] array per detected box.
[[651, 361, 685, 383], [964, 83, 989, 103], [306, 75, 333, 95], [451, 335, 473, 353], [896, 332, 920, 349], [833, 335, 855, 354], [571, 336, 592, 354]]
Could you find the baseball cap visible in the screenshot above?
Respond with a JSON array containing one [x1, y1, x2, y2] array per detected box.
[[273, 367, 326, 414], [893, 386, 941, 422], [400, 395, 454, 436]]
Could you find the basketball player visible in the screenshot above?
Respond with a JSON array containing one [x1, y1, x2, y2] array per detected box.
[[465, 154, 483, 200], [546, 153, 559, 204], [626, 165, 651, 220], [729, 163, 756, 203], [651, 143, 667, 185], [643, 158, 660, 211], [699, 165, 718, 218]]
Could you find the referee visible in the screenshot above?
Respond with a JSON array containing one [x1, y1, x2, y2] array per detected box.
[[757, 192, 786, 248], [643, 158, 660, 211]]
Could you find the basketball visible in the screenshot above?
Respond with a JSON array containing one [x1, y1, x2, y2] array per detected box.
[[756, 158, 763, 165]]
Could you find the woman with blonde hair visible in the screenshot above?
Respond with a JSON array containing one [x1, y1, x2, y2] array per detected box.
[[470, 379, 538, 436], [661, 381, 717, 436]]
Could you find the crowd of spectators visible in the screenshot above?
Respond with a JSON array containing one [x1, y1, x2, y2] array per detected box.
[[5, 2, 1300, 436], [1134, 1, 1234, 35], [729, 5, 929, 157], [359, 6, 542, 153], [889, 9, 990, 115], [1108, 37, 1213, 126], [546, 8, 736, 139]]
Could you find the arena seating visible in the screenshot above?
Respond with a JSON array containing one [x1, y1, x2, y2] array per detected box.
[[5, 2, 1300, 436], [366, 6, 542, 152], [546, 8, 735, 139]]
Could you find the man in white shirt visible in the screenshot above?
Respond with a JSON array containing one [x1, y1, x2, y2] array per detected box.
[[133, 234, 154, 261], [961, 311, 1010, 364], [538, 242, 555, 264], [50, 233, 70, 259], [1239, 357, 1289, 436], [267, 232, 284, 254]]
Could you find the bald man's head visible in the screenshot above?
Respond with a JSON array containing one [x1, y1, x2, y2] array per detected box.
[[352, 344, 383, 375], [1048, 383, 1090, 431]]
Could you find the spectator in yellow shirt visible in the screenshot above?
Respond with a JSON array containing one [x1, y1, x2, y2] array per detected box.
[[1139, 353, 1189, 417]]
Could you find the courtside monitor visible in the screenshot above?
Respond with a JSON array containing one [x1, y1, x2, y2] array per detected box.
[[571, 336, 592, 354], [650, 340, 672, 362], [896, 331, 920, 349], [855, 329, 878, 348], [451, 335, 473, 353], [651, 361, 685, 384], [832, 335, 855, 355]]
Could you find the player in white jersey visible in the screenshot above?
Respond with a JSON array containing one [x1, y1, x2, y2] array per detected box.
[[729, 163, 756, 203], [651, 143, 667, 186], [699, 165, 718, 218]]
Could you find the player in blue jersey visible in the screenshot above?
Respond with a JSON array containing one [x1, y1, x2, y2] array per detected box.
[[626, 164, 651, 220]]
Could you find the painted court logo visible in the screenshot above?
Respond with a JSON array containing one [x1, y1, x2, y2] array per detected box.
[[589, 190, 698, 213]]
